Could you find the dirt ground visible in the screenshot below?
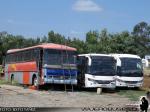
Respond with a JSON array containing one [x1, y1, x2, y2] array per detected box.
[[142, 75, 150, 90], [0, 75, 150, 110], [0, 84, 138, 108]]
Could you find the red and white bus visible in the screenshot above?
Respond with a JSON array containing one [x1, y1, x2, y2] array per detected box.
[[4, 43, 77, 87]]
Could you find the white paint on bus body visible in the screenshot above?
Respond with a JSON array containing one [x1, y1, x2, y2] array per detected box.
[[78, 54, 116, 88], [111, 54, 143, 88]]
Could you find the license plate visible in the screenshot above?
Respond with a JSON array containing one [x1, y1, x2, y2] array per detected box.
[[128, 85, 135, 87], [101, 84, 107, 87]]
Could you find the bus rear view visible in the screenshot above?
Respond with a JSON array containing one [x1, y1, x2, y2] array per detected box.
[[77, 54, 116, 89], [112, 54, 143, 88]]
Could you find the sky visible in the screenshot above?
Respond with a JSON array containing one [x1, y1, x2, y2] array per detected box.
[[0, 0, 150, 40]]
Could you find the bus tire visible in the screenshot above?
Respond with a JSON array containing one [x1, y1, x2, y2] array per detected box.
[[32, 76, 37, 86], [77, 83, 82, 90], [32, 75, 38, 89], [11, 74, 14, 84], [134, 87, 140, 90]]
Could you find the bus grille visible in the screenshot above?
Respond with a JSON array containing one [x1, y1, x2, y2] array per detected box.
[[95, 80, 112, 84], [124, 81, 138, 84]]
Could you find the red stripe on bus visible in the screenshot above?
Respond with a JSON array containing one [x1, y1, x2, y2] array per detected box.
[[8, 61, 37, 72], [23, 72, 30, 84]]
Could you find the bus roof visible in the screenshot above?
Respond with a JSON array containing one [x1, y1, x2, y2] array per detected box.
[[7, 43, 76, 53], [110, 54, 141, 59], [78, 53, 113, 57]]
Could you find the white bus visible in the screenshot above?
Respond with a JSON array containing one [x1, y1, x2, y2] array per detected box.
[[112, 54, 143, 88], [77, 54, 116, 89]]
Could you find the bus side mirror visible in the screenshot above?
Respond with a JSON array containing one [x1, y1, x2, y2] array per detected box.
[[87, 57, 91, 66]]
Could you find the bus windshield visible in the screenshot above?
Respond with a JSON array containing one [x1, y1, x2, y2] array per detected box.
[[119, 58, 143, 77], [89, 56, 116, 76], [44, 49, 77, 65]]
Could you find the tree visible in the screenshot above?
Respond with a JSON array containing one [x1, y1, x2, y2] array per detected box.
[[98, 29, 111, 53], [132, 21, 150, 38], [132, 21, 150, 57], [86, 31, 99, 53], [48, 31, 66, 44], [70, 38, 87, 54], [1, 21, 150, 64]]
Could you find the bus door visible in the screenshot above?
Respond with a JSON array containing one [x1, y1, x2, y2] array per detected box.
[[77, 56, 88, 87]]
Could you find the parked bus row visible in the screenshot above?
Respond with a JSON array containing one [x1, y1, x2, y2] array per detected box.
[[78, 54, 143, 89], [3, 43, 143, 91]]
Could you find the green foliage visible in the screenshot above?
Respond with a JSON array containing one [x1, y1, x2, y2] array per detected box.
[[0, 21, 150, 64], [0, 65, 3, 74], [117, 89, 146, 101], [132, 22, 150, 57]]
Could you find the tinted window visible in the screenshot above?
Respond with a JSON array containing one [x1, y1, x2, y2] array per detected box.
[[120, 58, 142, 72], [89, 56, 116, 76], [5, 48, 40, 63], [44, 49, 76, 65], [118, 58, 143, 77]]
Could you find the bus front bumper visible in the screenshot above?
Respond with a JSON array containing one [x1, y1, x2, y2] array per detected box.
[[85, 79, 116, 88], [116, 80, 143, 87]]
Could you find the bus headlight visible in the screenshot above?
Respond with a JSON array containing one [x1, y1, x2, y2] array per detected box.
[[116, 78, 124, 82], [138, 80, 143, 83], [88, 78, 96, 82], [110, 81, 116, 85]]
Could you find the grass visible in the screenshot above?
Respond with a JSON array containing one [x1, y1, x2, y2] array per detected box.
[[0, 79, 7, 85], [116, 68, 150, 101], [117, 88, 146, 101], [0, 78, 19, 86]]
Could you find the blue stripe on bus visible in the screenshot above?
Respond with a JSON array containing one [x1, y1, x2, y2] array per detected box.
[[46, 69, 77, 76]]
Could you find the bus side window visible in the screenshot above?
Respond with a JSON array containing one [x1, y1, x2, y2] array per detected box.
[[77, 56, 82, 65], [34, 49, 39, 60], [77, 57, 82, 71]]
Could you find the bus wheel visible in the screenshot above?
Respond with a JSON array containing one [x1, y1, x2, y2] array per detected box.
[[11, 75, 14, 84], [134, 87, 140, 90], [33, 76, 38, 87], [32, 76, 39, 90]]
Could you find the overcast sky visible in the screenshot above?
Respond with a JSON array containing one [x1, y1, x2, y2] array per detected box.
[[0, 0, 150, 40]]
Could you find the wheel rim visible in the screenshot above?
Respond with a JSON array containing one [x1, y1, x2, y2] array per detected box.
[[33, 77, 38, 87]]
